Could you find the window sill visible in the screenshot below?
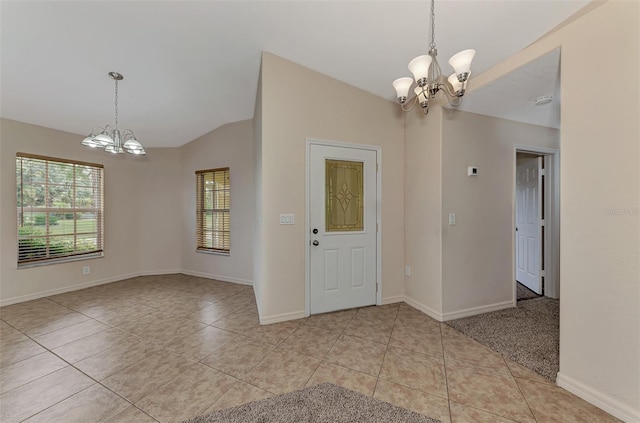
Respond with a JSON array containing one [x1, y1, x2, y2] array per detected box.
[[17, 252, 104, 269], [196, 249, 230, 257]]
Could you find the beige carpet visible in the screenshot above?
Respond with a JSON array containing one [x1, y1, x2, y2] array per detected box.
[[182, 383, 441, 423], [446, 297, 559, 381]]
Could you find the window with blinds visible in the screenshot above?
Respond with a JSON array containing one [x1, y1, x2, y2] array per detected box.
[[16, 153, 104, 266], [196, 168, 230, 253]]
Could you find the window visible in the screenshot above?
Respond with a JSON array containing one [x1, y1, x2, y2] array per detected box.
[[16, 153, 104, 266], [196, 168, 230, 253]]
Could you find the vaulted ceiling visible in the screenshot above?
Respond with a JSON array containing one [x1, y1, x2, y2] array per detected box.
[[1, 1, 588, 147]]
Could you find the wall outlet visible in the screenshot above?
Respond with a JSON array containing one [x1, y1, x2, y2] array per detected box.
[[405, 265, 411, 276], [279, 214, 295, 225], [82, 266, 90, 275]]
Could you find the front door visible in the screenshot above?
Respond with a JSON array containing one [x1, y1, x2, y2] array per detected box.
[[516, 155, 543, 294], [309, 143, 377, 314]]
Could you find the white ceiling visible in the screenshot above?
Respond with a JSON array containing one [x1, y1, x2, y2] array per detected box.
[[452, 48, 562, 129], [1, 1, 588, 148]]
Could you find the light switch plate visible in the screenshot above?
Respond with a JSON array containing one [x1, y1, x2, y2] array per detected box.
[[280, 214, 295, 225], [449, 213, 456, 226]]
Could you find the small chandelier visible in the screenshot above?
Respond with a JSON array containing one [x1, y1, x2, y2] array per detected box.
[[82, 72, 146, 155], [392, 0, 475, 115]]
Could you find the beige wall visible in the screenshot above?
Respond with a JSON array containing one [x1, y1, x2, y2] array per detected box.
[[253, 64, 264, 308], [468, 1, 639, 418], [180, 120, 255, 284], [259, 53, 405, 320], [136, 148, 182, 274], [441, 110, 559, 317], [403, 105, 444, 318], [0, 119, 163, 303]]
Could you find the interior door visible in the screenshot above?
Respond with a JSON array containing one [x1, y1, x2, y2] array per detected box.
[[516, 156, 542, 294], [309, 144, 377, 314]]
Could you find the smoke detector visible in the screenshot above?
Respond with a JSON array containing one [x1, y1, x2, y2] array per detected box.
[[534, 95, 553, 106]]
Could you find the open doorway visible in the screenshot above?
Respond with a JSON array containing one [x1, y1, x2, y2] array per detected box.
[[514, 146, 560, 303]]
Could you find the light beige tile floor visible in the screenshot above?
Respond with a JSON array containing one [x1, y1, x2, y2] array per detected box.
[[0, 274, 622, 423]]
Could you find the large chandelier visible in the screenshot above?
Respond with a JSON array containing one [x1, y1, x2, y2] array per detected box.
[[81, 72, 146, 155], [392, 0, 475, 115]]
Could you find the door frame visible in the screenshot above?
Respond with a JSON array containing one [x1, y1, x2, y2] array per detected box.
[[305, 138, 382, 317], [513, 145, 560, 302]]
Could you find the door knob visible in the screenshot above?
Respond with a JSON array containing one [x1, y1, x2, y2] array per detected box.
[[312, 228, 318, 234], [312, 240, 319, 246]]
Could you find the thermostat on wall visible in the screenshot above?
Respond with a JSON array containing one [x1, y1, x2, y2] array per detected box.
[[468, 166, 478, 176]]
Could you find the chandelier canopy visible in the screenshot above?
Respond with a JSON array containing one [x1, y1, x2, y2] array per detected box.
[[392, 0, 475, 115], [82, 72, 146, 155]]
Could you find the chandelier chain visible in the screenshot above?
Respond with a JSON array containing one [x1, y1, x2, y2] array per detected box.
[[430, 0, 436, 50], [114, 79, 119, 130]]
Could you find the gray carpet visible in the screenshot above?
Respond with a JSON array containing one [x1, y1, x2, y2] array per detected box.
[[446, 297, 559, 381], [182, 383, 441, 423], [516, 282, 541, 301]]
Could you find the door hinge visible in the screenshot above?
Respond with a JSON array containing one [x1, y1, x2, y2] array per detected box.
[[376, 223, 378, 233], [541, 219, 545, 227], [376, 162, 379, 172], [540, 169, 546, 176], [540, 270, 546, 277], [376, 284, 378, 293]]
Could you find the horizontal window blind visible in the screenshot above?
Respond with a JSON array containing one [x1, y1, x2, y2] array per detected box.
[[16, 153, 104, 265], [196, 167, 230, 252]]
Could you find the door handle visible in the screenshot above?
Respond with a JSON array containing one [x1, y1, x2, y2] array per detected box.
[[312, 240, 319, 246]]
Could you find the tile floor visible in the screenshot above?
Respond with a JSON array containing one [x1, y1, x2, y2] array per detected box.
[[0, 274, 620, 423]]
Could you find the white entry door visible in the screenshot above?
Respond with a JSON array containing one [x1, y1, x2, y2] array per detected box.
[[309, 144, 377, 314], [516, 156, 542, 294]]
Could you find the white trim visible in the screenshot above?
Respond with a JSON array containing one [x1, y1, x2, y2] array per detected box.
[[382, 295, 404, 305], [0, 273, 139, 307], [556, 373, 640, 423], [259, 310, 307, 325], [138, 269, 183, 276], [305, 138, 383, 317], [402, 296, 444, 322], [179, 269, 253, 286], [513, 145, 560, 301], [442, 300, 514, 321]]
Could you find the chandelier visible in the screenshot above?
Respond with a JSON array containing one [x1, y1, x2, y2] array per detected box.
[[392, 0, 475, 114], [81, 72, 146, 155]]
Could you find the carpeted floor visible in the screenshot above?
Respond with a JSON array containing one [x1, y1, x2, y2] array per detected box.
[[517, 281, 542, 301], [446, 297, 559, 381], [182, 383, 441, 423]]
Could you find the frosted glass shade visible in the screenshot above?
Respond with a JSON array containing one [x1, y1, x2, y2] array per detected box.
[[448, 49, 475, 76], [392, 77, 414, 99], [408, 55, 433, 83], [414, 86, 429, 104], [448, 73, 467, 92], [81, 136, 99, 148], [94, 132, 114, 146], [124, 138, 146, 155]]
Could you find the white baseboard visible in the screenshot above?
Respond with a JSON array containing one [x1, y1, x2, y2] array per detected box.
[[0, 272, 139, 307], [179, 269, 253, 286], [442, 300, 515, 321], [402, 296, 444, 322], [259, 310, 307, 325], [556, 373, 640, 423], [382, 295, 405, 305], [139, 269, 182, 276]]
